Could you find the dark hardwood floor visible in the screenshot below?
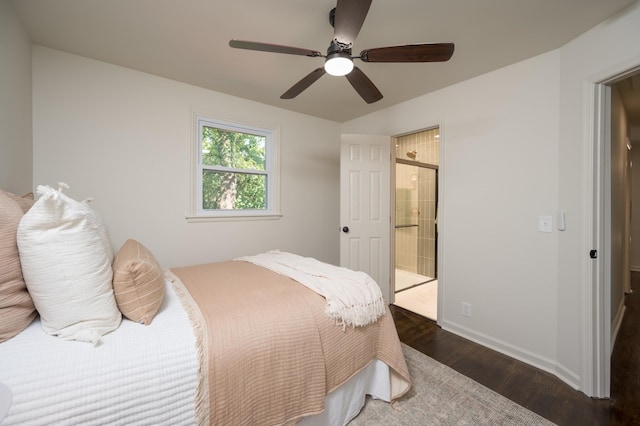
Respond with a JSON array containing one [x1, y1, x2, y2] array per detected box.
[[390, 272, 640, 425]]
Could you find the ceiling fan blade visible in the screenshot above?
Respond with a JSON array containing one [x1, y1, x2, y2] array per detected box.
[[229, 40, 322, 57], [333, 0, 372, 46], [345, 67, 382, 104], [281, 68, 326, 99], [360, 43, 455, 63]]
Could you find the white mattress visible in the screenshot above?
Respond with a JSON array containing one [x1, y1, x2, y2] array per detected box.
[[0, 279, 199, 426]]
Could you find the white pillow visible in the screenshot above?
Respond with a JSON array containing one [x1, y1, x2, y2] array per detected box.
[[17, 184, 121, 344]]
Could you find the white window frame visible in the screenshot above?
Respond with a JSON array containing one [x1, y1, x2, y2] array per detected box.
[[187, 115, 281, 221]]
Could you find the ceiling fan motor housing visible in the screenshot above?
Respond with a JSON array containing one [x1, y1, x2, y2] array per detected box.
[[327, 39, 351, 57]]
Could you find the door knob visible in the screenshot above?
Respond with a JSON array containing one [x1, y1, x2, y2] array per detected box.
[[342, 226, 350, 233]]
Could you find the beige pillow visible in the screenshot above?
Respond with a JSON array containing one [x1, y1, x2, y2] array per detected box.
[[0, 192, 37, 342], [0, 189, 34, 213], [112, 239, 165, 325]]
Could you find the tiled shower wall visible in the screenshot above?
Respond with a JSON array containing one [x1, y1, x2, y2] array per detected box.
[[394, 128, 439, 278], [395, 173, 419, 273]]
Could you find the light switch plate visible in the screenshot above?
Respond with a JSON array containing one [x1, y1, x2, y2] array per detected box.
[[539, 215, 552, 233]]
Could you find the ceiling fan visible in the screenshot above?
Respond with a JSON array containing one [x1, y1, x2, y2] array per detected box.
[[229, 0, 454, 104]]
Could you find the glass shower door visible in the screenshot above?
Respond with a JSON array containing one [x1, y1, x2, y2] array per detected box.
[[394, 162, 437, 290]]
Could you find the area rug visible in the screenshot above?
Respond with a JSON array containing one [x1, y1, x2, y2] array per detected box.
[[350, 344, 556, 425]]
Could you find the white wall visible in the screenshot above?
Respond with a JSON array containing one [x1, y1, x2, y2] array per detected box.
[[609, 86, 630, 317], [25, 0, 640, 396], [556, 1, 640, 394], [343, 1, 640, 395], [0, 1, 32, 194], [631, 145, 640, 272], [32, 46, 342, 268], [343, 51, 562, 376]]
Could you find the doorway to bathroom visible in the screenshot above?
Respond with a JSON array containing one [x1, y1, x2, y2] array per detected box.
[[393, 127, 439, 321]]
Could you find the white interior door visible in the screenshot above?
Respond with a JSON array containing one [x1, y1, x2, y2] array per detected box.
[[340, 134, 391, 301]]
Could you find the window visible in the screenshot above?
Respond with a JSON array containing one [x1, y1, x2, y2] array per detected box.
[[190, 116, 280, 220]]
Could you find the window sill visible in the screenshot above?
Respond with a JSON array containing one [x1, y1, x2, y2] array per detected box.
[[186, 213, 282, 223]]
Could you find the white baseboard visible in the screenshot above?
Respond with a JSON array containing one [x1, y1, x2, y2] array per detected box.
[[440, 319, 581, 391], [611, 299, 626, 353]]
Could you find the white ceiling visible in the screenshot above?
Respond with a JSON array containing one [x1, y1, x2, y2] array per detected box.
[[10, 0, 638, 123]]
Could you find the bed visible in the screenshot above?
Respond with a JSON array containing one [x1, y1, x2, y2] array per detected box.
[[0, 186, 411, 425]]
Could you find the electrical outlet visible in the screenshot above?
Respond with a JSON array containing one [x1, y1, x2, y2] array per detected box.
[[462, 302, 472, 317]]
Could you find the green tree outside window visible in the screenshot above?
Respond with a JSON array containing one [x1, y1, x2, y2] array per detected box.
[[201, 126, 268, 210]]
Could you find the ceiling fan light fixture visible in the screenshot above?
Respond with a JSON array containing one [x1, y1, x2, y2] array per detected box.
[[324, 52, 354, 76]]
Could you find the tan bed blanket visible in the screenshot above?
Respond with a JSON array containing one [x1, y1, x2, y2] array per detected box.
[[168, 260, 411, 426]]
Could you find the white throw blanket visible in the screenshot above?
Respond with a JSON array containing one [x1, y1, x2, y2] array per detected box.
[[236, 250, 386, 329]]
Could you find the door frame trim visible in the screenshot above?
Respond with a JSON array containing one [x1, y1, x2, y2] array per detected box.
[[389, 123, 445, 324], [584, 63, 640, 398]]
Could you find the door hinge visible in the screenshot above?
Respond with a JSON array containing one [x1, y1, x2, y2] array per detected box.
[[590, 249, 597, 259]]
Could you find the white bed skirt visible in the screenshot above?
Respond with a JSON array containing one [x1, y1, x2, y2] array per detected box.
[[301, 359, 391, 425]]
